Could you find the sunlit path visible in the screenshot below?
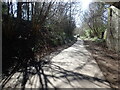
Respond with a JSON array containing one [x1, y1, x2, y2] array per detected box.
[[2, 39, 111, 88]]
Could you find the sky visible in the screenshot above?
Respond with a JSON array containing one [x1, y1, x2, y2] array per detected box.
[[74, 0, 92, 27]]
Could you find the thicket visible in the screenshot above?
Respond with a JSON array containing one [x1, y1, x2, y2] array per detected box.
[[2, 2, 76, 76]]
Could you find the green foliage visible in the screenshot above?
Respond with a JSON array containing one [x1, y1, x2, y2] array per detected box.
[[50, 32, 66, 46], [82, 24, 107, 39], [2, 2, 7, 15], [81, 35, 105, 43], [84, 29, 91, 38], [82, 29, 93, 38]]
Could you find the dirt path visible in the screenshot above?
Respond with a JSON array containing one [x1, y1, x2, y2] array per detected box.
[[84, 39, 119, 88], [2, 39, 111, 88]]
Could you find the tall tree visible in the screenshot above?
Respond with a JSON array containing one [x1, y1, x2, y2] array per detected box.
[[81, 2, 108, 38], [17, 2, 22, 19]]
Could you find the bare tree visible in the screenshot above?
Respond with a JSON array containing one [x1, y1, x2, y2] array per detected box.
[[81, 2, 108, 38]]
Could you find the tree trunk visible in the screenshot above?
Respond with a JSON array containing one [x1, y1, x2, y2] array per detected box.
[[7, 2, 10, 16], [10, 1, 13, 17], [17, 2, 22, 20], [27, 2, 29, 21]]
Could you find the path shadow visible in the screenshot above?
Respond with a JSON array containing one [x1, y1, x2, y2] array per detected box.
[[2, 57, 110, 89], [2, 40, 110, 89]]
